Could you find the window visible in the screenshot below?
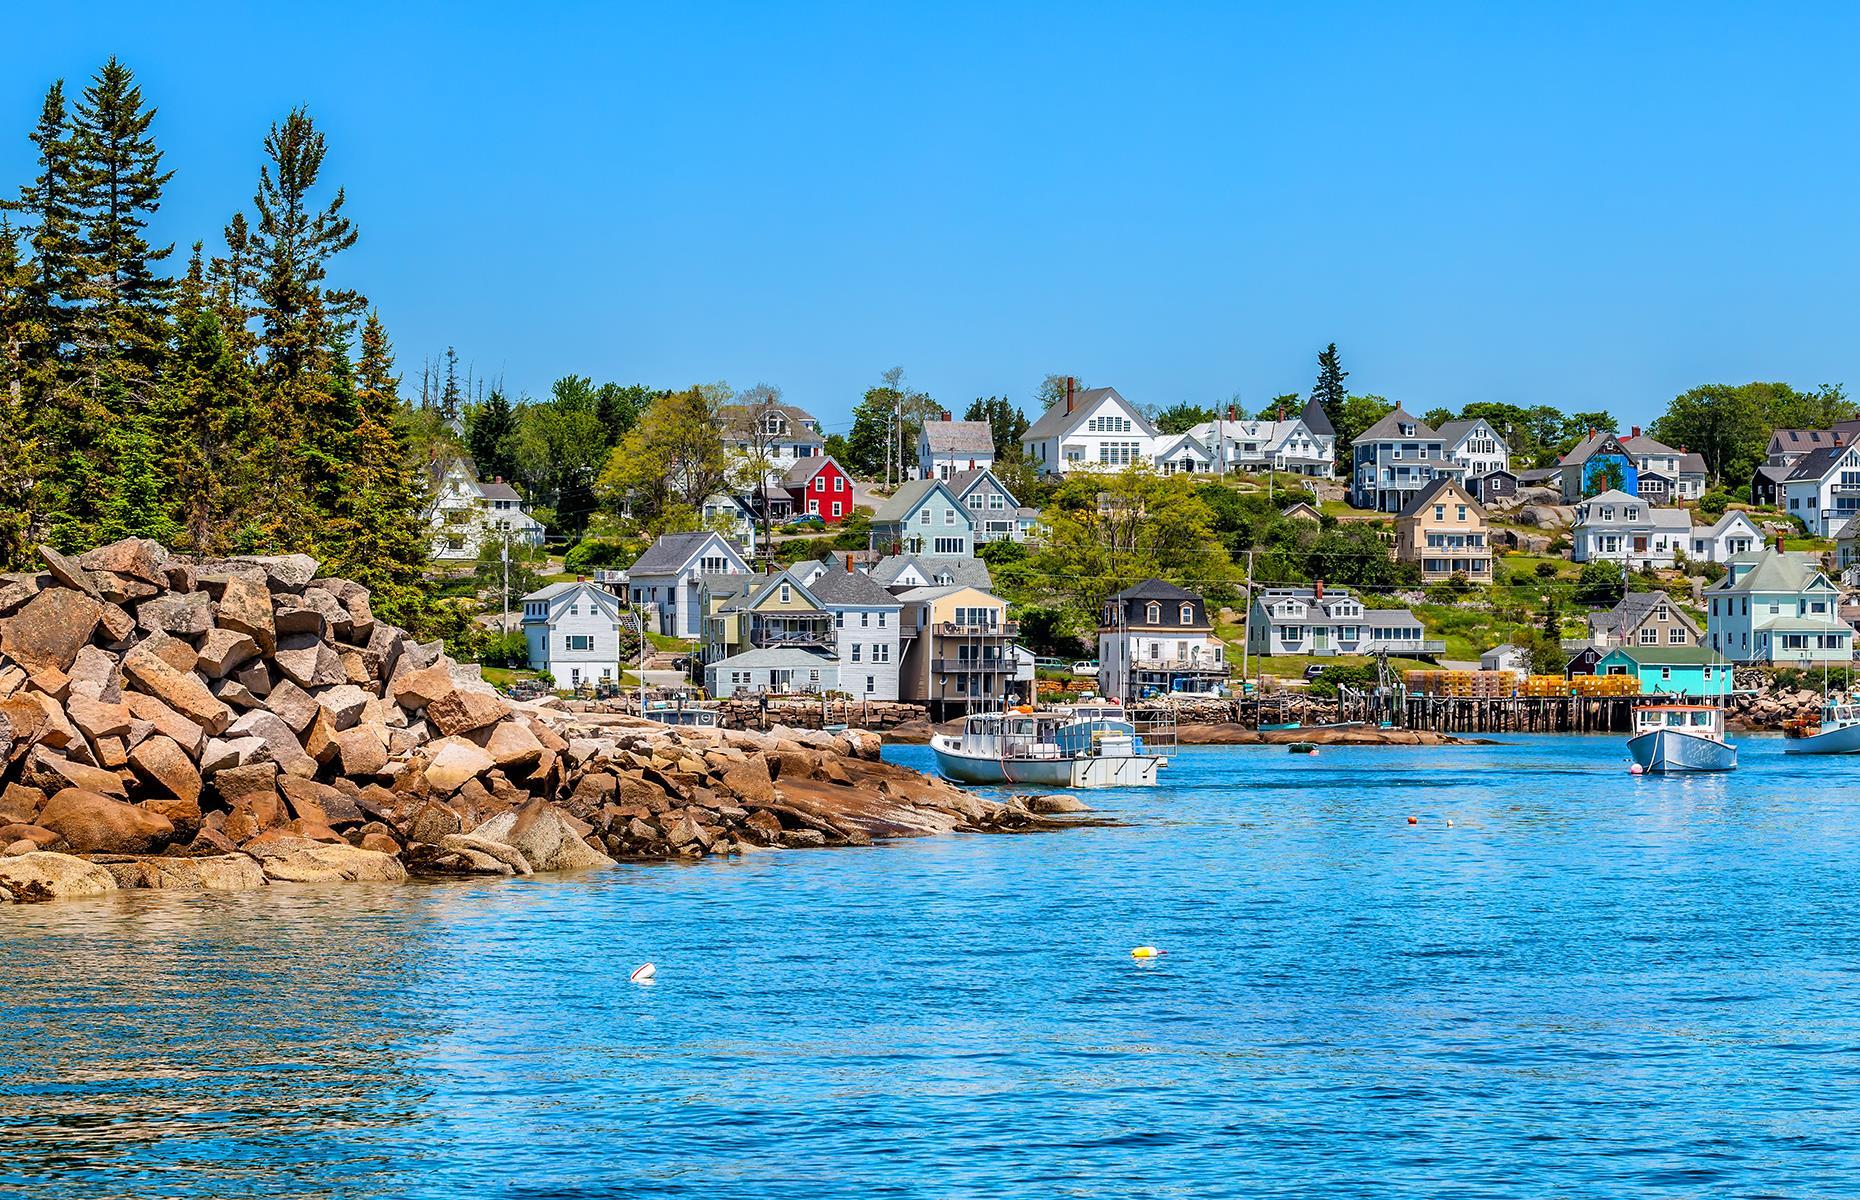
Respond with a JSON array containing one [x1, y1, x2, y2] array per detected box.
[[860, 612, 870, 627], [835, 476, 845, 491], [1146, 602, 1162, 623], [1669, 627, 1687, 645], [968, 494, 984, 510], [878, 613, 887, 627], [1180, 603, 1194, 624], [919, 509, 932, 525], [851, 644, 862, 662], [866, 675, 875, 694], [808, 500, 820, 514], [874, 644, 890, 663], [1639, 626, 1657, 645], [566, 634, 594, 651], [933, 537, 964, 554], [832, 502, 843, 517], [779, 584, 791, 603], [945, 508, 956, 525]]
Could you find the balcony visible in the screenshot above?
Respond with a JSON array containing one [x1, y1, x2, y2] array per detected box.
[[1128, 657, 1226, 674], [934, 658, 1012, 673], [930, 621, 1019, 638]]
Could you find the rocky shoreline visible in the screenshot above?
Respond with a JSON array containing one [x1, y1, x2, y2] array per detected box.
[[0, 540, 1079, 905]]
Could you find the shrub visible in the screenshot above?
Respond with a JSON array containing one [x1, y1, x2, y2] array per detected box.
[[1534, 561, 1559, 579]]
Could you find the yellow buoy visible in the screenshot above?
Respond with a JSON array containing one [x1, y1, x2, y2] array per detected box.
[[1131, 946, 1164, 959]]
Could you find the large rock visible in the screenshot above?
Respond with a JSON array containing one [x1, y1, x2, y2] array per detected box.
[[237, 554, 319, 592], [474, 801, 614, 873], [66, 693, 132, 744], [0, 588, 103, 675], [479, 719, 544, 771], [24, 747, 127, 797], [242, 835, 406, 883], [261, 678, 319, 733], [424, 688, 509, 736], [196, 628, 259, 678], [390, 660, 455, 711], [104, 854, 266, 892], [124, 692, 207, 758], [313, 683, 372, 730], [37, 544, 102, 601], [137, 590, 213, 637], [67, 645, 124, 702], [78, 537, 170, 585], [36, 787, 173, 853], [332, 726, 390, 776], [0, 851, 118, 901], [122, 645, 232, 734], [216, 574, 276, 654], [225, 710, 318, 778], [424, 739, 495, 792], [127, 734, 202, 804]]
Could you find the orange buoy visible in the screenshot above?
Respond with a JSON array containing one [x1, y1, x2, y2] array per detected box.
[[1407, 815, 1418, 825]]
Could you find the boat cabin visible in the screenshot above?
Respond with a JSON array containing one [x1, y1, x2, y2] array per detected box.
[[1632, 704, 1724, 740]]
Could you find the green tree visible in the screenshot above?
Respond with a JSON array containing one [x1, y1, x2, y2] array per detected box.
[[1034, 465, 1233, 619], [1153, 402, 1216, 434], [1309, 343, 1348, 433], [964, 395, 1028, 456], [1651, 382, 1855, 486], [1332, 394, 1395, 465], [1252, 393, 1302, 420], [465, 385, 517, 481], [1574, 560, 1626, 607], [596, 385, 731, 521], [1583, 458, 1626, 498]]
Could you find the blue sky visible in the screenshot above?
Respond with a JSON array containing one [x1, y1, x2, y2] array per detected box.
[[9, 3, 1859, 434]]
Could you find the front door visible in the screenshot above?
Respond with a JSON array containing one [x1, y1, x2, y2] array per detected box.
[[770, 669, 791, 691], [1314, 628, 1329, 652]]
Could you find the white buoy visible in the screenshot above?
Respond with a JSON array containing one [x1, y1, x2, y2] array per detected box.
[[1628, 763, 1644, 776], [630, 962, 657, 985]]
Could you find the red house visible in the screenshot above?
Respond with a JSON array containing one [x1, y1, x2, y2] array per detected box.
[[782, 455, 854, 523]]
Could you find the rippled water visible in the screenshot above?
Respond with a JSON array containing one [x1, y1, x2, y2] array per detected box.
[[4, 734, 1860, 1197]]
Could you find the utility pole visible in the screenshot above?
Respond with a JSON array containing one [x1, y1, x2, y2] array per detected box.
[[500, 528, 511, 634], [1241, 548, 1254, 682]]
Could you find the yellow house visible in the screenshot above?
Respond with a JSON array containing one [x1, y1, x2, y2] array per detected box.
[[1395, 478, 1492, 582], [895, 584, 1019, 715]]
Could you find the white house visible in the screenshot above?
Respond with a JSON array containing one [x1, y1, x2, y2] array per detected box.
[[1097, 580, 1227, 700], [1019, 382, 1158, 476], [918, 419, 995, 481], [1188, 399, 1336, 477], [720, 402, 827, 480], [1782, 442, 1860, 536], [626, 530, 751, 639], [1245, 584, 1435, 657], [808, 566, 905, 700], [705, 647, 840, 698], [1687, 511, 1764, 564], [1435, 418, 1511, 483], [869, 554, 992, 591], [521, 580, 626, 689], [1570, 489, 1693, 569], [426, 456, 547, 561], [1153, 432, 1215, 475], [870, 478, 975, 557]]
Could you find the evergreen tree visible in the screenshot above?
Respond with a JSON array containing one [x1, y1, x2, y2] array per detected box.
[[964, 395, 1029, 456], [1310, 342, 1348, 435], [439, 344, 462, 422], [0, 219, 44, 565], [163, 244, 256, 552], [96, 384, 176, 543], [466, 385, 517, 480], [68, 58, 173, 392]]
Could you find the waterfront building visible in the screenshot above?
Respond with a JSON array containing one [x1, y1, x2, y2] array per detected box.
[[1097, 580, 1227, 701], [1705, 548, 1852, 664], [1781, 441, 1860, 535], [704, 647, 840, 698], [808, 566, 905, 700], [1479, 643, 1529, 673], [1245, 583, 1438, 657], [1019, 381, 1158, 476], [1348, 408, 1459, 513], [1686, 510, 1763, 564], [1587, 591, 1702, 649], [426, 456, 547, 561], [521, 579, 626, 689], [895, 584, 1018, 717], [870, 478, 976, 558], [1569, 489, 1693, 569], [1595, 646, 1734, 697], [780, 455, 854, 523], [918, 418, 996, 481], [1393, 478, 1492, 582], [626, 531, 751, 639]]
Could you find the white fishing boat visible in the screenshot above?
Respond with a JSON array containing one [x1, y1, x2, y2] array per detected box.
[[1783, 692, 1860, 754], [930, 702, 1176, 788], [1627, 704, 1737, 774], [638, 698, 721, 729]]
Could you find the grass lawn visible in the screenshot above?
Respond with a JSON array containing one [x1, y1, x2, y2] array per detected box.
[[479, 666, 538, 688], [1499, 552, 1577, 580], [1784, 537, 1833, 552], [644, 631, 690, 652], [1235, 653, 1439, 681]]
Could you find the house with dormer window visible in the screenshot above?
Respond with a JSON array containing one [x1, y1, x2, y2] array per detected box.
[[626, 530, 752, 638], [1245, 584, 1439, 657], [1097, 580, 1226, 700], [719, 402, 827, 480], [1435, 419, 1511, 487], [1349, 408, 1461, 512], [1782, 442, 1860, 536], [1187, 398, 1337, 477], [870, 478, 975, 557], [520, 579, 626, 688], [1570, 489, 1693, 568], [1706, 548, 1851, 664], [948, 467, 1038, 544], [1019, 380, 1158, 476]]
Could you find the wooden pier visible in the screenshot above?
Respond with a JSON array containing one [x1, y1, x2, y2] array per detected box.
[[1221, 692, 1654, 734]]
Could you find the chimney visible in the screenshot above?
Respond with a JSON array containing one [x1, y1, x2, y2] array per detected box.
[[941, 410, 951, 422], [1776, 533, 1786, 552], [1314, 578, 1324, 599], [845, 553, 854, 571], [1227, 404, 1236, 422], [1065, 377, 1076, 413], [1630, 426, 1640, 438]]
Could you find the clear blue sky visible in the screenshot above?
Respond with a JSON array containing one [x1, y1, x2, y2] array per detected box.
[[10, 3, 1860, 434]]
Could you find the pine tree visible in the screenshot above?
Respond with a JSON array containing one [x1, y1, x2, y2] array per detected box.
[[163, 244, 256, 552], [1310, 342, 1348, 432], [68, 58, 173, 393], [439, 345, 462, 423], [0, 219, 45, 565], [325, 312, 430, 627], [466, 385, 516, 480]]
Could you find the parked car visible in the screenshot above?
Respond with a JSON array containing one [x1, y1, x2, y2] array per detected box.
[[1071, 661, 1099, 677], [1303, 664, 1327, 681], [787, 514, 826, 530]]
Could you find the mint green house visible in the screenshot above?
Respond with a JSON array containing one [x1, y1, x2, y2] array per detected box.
[[1596, 646, 1733, 697]]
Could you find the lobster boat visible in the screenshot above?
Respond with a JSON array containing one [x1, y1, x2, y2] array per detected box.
[[1627, 704, 1737, 774], [1783, 692, 1860, 754], [930, 702, 1176, 789]]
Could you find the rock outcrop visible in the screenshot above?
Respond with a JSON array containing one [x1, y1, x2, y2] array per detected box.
[[0, 540, 1060, 902]]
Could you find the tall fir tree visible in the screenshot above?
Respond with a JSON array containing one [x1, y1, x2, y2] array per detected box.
[[0, 218, 45, 565], [163, 244, 257, 552], [1310, 342, 1348, 432], [439, 344, 462, 423], [466, 385, 516, 480]]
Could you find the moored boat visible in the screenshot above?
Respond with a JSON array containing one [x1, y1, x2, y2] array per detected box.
[[1627, 703, 1737, 774], [1783, 693, 1860, 754], [930, 702, 1176, 788]]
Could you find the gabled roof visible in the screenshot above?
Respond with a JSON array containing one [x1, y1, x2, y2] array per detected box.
[[520, 580, 599, 603], [706, 646, 838, 670], [872, 478, 967, 524], [947, 467, 1021, 507], [629, 531, 741, 576], [1770, 429, 1839, 455], [478, 481, 523, 502], [1397, 476, 1482, 519], [1110, 579, 1200, 602], [1280, 501, 1322, 521], [1021, 386, 1156, 442], [920, 420, 995, 455], [1298, 396, 1334, 437], [779, 455, 842, 488], [738, 569, 823, 612], [1677, 452, 1707, 476], [1708, 549, 1833, 595], [1697, 510, 1762, 538], [871, 554, 992, 590], [1600, 645, 1724, 667], [1561, 431, 1634, 466], [719, 402, 822, 440], [1594, 591, 1698, 639], [1351, 407, 1438, 446], [806, 567, 901, 607], [1784, 444, 1850, 483], [1153, 432, 1213, 460], [1622, 433, 1682, 458]]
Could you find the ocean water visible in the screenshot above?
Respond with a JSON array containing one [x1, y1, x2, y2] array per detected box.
[[3, 734, 1859, 1198]]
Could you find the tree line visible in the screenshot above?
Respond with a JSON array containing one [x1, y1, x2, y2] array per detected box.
[[0, 60, 429, 627]]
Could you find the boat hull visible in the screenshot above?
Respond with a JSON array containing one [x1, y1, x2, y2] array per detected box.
[[1783, 722, 1860, 755], [929, 736, 1162, 789], [1628, 728, 1737, 774]]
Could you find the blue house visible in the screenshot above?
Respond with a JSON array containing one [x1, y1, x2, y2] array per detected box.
[[1595, 646, 1732, 697], [1559, 432, 1642, 502]]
